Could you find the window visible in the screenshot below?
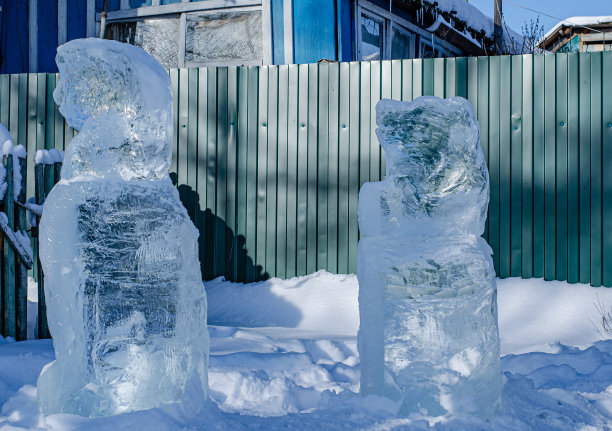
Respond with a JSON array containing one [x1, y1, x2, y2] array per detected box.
[[558, 35, 579, 53], [96, 0, 210, 11], [96, 0, 271, 67], [357, 8, 414, 61], [107, 18, 180, 68], [360, 13, 384, 61], [356, 0, 462, 60], [391, 25, 412, 60], [185, 11, 263, 66], [419, 39, 451, 58], [420, 41, 438, 58]]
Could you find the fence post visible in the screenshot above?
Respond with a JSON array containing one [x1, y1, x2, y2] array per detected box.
[[15, 152, 27, 341], [3, 152, 15, 338], [34, 162, 50, 339]]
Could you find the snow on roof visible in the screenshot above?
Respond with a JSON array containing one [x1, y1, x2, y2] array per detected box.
[[426, 15, 482, 49], [427, 0, 522, 44], [542, 16, 612, 41]]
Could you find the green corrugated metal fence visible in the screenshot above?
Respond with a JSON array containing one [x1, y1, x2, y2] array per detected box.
[[1, 52, 612, 286]]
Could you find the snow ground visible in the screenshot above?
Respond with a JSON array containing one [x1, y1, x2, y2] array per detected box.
[[0, 272, 611, 430]]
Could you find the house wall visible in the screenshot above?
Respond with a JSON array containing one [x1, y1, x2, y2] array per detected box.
[[37, 0, 59, 73], [271, 0, 285, 64], [292, 0, 338, 64], [0, 1, 29, 74], [0, 0, 88, 74]]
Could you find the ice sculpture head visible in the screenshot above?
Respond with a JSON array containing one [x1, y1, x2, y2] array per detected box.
[[54, 38, 172, 181], [370, 97, 489, 234]]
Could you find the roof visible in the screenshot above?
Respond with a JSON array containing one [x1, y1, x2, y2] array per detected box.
[[542, 16, 612, 41], [424, 0, 522, 46]]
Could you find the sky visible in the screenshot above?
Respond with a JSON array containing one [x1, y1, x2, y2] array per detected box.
[[468, 0, 612, 35]]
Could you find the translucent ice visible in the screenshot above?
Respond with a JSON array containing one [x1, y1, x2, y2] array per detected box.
[[357, 97, 501, 419], [37, 39, 209, 417]]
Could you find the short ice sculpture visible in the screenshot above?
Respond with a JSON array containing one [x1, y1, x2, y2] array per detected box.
[[37, 38, 209, 417], [357, 97, 501, 419]]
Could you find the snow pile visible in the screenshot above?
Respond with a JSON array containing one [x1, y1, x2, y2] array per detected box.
[[207, 271, 357, 336], [0, 273, 609, 429], [498, 277, 612, 355]]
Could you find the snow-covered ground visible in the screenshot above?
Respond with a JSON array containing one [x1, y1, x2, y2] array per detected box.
[[0, 272, 611, 430]]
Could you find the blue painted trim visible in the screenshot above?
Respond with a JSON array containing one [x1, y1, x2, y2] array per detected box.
[[0, 0, 29, 73], [68, 0, 87, 41], [293, 0, 336, 64], [271, 0, 285, 65], [339, 0, 352, 61], [37, 0, 58, 73], [96, 0, 121, 13]]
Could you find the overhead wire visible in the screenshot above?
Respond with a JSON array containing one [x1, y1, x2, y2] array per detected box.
[[503, 0, 605, 33]]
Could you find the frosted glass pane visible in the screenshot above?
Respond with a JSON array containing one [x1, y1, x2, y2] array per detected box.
[[185, 11, 263, 64], [107, 19, 180, 68]]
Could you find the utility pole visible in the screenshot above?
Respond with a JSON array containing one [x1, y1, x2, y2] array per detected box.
[[494, 0, 503, 54], [99, 0, 109, 39]]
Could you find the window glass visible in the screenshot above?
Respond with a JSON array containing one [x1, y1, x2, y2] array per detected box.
[[107, 18, 180, 68], [129, 0, 152, 7], [96, 0, 121, 12], [361, 14, 383, 61], [161, 0, 182, 4], [185, 11, 263, 64], [421, 42, 434, 58], [558, 35, 579, 53], [391, 27, 412, 59]]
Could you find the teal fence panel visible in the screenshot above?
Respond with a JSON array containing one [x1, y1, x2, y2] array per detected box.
[[1, 53, 611, 287]]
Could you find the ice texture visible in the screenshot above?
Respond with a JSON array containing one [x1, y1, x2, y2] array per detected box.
[[37, 38, 209, 417], [357, 97, 501, 419]]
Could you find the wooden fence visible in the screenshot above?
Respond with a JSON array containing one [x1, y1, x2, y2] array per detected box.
[[0, 144, 58, 340], [0, 52, 611, 340]]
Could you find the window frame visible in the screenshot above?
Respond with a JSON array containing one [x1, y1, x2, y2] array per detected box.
[[90, 0, 272, 67], [358, 10, 386, 61], [389, 23, 414, 60], [419, 37, 451, 58]]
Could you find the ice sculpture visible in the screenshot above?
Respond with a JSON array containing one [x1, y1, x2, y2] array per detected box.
[[37, 38, 209, 417], [357, 97, 501, 419]]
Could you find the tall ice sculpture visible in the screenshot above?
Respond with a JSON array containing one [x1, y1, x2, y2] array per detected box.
[[37, 39, 209, 416], [357, 97, 501, 418]]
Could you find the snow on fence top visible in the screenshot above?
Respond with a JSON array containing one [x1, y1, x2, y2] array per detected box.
[[0, 124, 11, 149], [34, 149, 64, 165]]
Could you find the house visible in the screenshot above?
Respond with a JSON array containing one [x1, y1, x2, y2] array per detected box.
[[538, 16, 612, 53], [1, 0, 519, 75], [98, 0, 522, 67]]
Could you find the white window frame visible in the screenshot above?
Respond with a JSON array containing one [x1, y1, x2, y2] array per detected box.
[[356, 0, 462, 60], [90, 0, 272, 67], [358, 10, 386, 61], [419, 37, 451, 58], [389, 23, 414, 60]]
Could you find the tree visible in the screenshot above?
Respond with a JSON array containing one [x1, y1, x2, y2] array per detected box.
[[503, 16, 546, 54]]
